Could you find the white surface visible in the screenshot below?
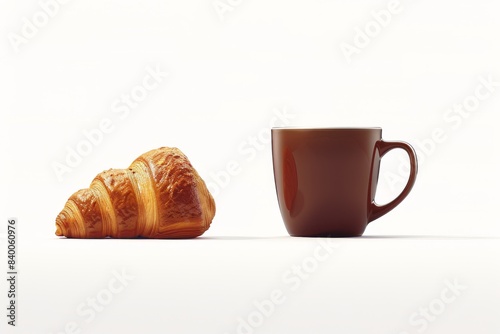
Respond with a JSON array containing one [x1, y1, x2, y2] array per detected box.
[[6, 236, 500, 334], [1, 0, 499, 333]]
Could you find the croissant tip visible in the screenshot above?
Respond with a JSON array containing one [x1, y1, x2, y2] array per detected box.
[[55, 224, 62, 236]]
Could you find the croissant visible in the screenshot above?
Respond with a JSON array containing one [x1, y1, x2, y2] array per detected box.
[[55, 147, 216, 238]]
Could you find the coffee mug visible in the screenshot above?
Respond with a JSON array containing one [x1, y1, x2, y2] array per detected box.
[[272, 127, 417, 237]]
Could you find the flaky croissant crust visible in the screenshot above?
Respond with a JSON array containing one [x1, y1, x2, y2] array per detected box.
[[56, 147, 215, 238]]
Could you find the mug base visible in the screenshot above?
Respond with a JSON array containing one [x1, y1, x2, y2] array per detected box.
[[288, 233, 364, 238]]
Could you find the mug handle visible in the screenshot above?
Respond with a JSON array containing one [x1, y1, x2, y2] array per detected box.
[[368, 140, 418, 223]]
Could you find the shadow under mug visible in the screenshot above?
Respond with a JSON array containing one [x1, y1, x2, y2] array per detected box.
[[271, 127, 418, 237]]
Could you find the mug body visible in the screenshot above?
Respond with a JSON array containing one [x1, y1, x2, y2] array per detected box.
[[272, 127, 382, 237]]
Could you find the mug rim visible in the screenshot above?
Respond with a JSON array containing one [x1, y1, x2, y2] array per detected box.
[[271, 126, 382, 131]]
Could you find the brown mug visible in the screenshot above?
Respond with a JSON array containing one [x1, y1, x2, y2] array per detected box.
[[271, 127, 418, 237]]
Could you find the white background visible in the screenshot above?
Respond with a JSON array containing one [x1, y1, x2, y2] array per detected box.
[[1, 0, 499, 333]]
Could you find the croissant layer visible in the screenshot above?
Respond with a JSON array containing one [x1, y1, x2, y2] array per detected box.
[[55, 147, 216, 238]]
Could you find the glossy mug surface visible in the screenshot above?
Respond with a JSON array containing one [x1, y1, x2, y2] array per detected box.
[[272, 127, 418, 237]]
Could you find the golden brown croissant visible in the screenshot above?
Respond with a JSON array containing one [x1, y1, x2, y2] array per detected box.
[[55, 147, 215, 238]]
